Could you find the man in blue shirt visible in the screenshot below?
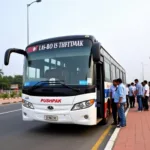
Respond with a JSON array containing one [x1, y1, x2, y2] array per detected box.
[[109, 79, 120, 125], [114, 78, 126, 127], [135, 79, 143, 111]]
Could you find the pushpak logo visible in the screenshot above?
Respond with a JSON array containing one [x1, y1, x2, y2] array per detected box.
[[41, 99, 61, 103]]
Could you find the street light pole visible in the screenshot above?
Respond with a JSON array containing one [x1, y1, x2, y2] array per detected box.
[[27, 4, 29, 45], [27, 0, 42, 45]]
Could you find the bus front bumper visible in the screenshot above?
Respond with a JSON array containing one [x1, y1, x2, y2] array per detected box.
[[22, 105, 97, 126]]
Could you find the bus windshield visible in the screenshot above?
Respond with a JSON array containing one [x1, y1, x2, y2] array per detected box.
[[23, 39, 93, 87]]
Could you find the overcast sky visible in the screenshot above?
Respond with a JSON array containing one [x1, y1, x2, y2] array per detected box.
[[1, 0, 150, 83]]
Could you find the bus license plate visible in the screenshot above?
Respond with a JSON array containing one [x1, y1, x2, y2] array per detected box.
[[44, 115, 58, 121]]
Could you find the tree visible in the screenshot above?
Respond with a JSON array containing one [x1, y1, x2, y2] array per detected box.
[[0, 75, 23, 90], [0, 69, 3, 76], [12, 75, 23, 89], [0, 76, 10, 90]]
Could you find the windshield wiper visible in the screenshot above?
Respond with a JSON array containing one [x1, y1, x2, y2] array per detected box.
[[28, 80, 80, 93]]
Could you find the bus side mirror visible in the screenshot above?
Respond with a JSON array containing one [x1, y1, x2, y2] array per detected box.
[[4, 48, 28, 65], [91, 42, 101, 63]]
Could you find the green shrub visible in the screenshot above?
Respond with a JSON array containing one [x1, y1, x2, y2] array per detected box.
[[1, 93, 9, 99], [19, 91, 22, 97], [10, 91, 16, 98]]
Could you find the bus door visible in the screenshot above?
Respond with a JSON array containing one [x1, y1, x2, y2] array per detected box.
[[96, 56, 104, 119]]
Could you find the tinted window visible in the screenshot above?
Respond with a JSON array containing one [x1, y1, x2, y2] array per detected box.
[[111, 64, 116, 80], [105, 61, 111, 80], [123, 73, 126, 83], [116, 68, 120, 78], [120, 71, 123, 79]]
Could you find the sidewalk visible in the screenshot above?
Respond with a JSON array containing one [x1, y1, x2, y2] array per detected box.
[[113, 105, 150, 150]]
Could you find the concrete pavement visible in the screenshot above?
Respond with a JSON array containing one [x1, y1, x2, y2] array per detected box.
[[0, 103, 115, 150]]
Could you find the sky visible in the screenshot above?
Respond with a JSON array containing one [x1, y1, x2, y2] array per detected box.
[[1, 0, 150, 83]]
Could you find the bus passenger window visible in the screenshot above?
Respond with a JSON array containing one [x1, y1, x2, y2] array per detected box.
[[111, 64, 116, 80], [123, 73, 126, 83], [104, 61, 111, 80], [120, 71, 123, 79], [116, 68, 120, 78]]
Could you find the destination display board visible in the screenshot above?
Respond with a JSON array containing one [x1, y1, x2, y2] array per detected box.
[[27, 39, 91, 53]]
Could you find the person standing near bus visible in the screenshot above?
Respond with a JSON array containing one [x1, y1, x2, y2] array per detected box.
[[115, 78, 126, 128], [132, 83, 136, 107], [135, 79, 143, 112], [126, 84, 130, 108], [148, 81, 150, 103], [129, 83, 135, 108], [110, 80, 119, 125], [143, 80, 149, 111], [141, 82, 145, 109]]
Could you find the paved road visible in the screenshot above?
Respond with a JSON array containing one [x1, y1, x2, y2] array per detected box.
[[0, 103, 21, 113], [0, 103, 115, 150]]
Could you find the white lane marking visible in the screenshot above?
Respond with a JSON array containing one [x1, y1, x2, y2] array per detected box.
[[0, 109, 22, 115]]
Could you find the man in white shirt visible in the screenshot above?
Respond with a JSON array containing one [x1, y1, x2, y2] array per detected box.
[[129, 83, 136, 108], [143, 80, 149, 111], [109, 80, 120, 125], [132, 84, 136, 107], [149, 81, 150, 102]]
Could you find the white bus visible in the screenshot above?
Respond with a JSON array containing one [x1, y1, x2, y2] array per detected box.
[[4, 35, 126, 125]]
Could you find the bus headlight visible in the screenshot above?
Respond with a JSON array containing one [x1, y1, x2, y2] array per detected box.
[[71, 99, 95, 111], [22, 100, 34, 109]]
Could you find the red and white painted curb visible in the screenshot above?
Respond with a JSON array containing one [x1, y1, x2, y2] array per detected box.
[[0, 98, 22, 105]]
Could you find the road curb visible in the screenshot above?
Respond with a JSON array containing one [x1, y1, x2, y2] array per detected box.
[[0, 98, 22, 105], [1, 101, 22, 105], [104, 107, 130, 150]]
